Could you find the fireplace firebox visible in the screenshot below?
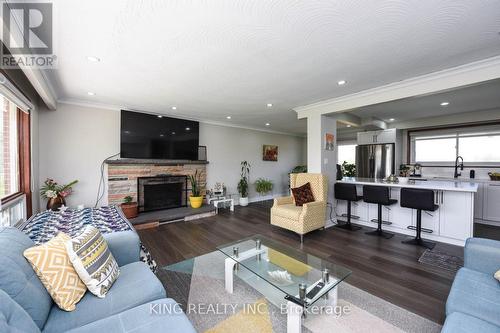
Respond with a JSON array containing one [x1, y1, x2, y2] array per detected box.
[[137, 175, 188, 212]]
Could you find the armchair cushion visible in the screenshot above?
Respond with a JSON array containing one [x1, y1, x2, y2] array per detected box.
[[271, 204, 303, 220], [291, 182, 315, 206]]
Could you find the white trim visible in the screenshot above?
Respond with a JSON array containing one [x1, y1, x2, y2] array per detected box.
[[294, 55, 500, 118], [57, 98, 305, 137]]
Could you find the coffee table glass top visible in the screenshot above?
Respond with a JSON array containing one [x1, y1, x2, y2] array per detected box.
[[217, 235, 351, 307]]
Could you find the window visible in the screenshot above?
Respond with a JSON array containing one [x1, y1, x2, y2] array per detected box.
[[410, 125, 500, 165], [0, 95, 20, 198], [338, 144, 356, 164], [0, 90, 31, 225]]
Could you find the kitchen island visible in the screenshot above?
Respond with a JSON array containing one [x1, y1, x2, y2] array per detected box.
[[336, 177, 479, 246]]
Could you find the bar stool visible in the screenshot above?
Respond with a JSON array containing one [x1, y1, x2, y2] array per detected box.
[[363, 185, 397, 239], [334, 183, 362, 231], [400, 188, 438, 249]]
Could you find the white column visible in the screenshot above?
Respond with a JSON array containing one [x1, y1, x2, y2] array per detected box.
[[306, 114, 338, 205]]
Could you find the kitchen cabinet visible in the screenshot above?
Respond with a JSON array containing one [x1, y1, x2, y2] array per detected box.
[[483, 183, 500, 222], [357, 129, 396, 145], [367, 203, 390, 225], [388, 188, 413, 230], [335, 178, 477, 245], [335, 200, 368, 222], [440, 191, 473, 241]]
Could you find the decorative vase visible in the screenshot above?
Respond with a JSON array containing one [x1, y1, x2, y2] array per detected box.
[[46, 195, 66, 211], [239, 197, 249, 207], [189, 196, 203, 209], [121, 202, 138, 219]]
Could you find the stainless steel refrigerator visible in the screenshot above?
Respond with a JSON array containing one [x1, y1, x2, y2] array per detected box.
[[355, 144, 395, 179]]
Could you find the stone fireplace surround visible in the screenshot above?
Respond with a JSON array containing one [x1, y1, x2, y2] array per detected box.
[[106, 159, 207, 207]]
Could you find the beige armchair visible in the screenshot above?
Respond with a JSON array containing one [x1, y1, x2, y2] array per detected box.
[[271, 173, 328, 243]]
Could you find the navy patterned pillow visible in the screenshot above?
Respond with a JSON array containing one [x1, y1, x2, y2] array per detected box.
[[291, 182, 315, 206]]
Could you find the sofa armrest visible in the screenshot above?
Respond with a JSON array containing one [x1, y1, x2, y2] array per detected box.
[[103, 231, 141, 267], [464, 237, 500, 275], [274, 196, 294, 206]]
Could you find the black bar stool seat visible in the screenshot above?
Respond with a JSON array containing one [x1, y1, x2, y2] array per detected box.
[[400, 188, 438, 249], [334, 183, 362, 231], [363, 185, 397, 239]]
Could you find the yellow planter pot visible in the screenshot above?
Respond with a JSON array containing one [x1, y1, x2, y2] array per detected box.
[[189, 196, 203, 208]]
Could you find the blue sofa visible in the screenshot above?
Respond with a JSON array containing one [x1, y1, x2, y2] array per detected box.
[[443, 238, 500, 333], [0, 227, 195, 333]]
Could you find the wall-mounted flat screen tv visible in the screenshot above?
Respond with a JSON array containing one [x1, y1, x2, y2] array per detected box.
[[120, 110, 199, 160]]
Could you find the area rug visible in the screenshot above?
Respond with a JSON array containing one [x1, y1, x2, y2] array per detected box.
[[418, 248, 463, 272], [160, 251, 441, 333]]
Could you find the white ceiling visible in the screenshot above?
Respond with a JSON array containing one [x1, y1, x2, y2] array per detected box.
[[348, 79, 500, 123], [46, 0, 500, 135]]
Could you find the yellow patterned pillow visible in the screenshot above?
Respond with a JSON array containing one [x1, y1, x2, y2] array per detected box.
[[65, 226, 120, 298], [23, 233, 87, 311]]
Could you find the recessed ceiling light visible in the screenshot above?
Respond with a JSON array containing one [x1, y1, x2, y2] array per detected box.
[[346, 125, 352, 128], [337, 80, 346, 85], [87, 92, 95, 96], [440, 102, 450, 106], [157, 115, 163, 118], [265, 123, 270, 126], [266, 103, 273, 108], [172, 106, 177, 110], [86, 56, 100, 62], [226, 116, 231, 119], [171, 131, 176, 135], [389, 118, 395, 122], [124, 130, 130, 134], [185, 127, 190, 131], [159, 134, 164, 137]]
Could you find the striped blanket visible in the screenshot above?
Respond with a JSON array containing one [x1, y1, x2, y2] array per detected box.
[[19, 206, 157, 273]]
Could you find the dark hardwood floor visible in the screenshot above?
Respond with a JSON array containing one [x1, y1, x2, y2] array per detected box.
[[138, 201, 500, 325]]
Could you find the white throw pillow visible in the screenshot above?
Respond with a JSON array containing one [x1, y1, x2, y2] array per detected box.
[[495, 270, 500, 283], [66, 226, 119, 298]]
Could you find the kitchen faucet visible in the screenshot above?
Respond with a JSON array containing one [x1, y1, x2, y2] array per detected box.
[[454, 156, 464, 178]]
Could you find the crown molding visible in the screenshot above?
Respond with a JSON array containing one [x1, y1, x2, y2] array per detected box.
[[294, 55, 500, 119], [57, 98, 305, 138]]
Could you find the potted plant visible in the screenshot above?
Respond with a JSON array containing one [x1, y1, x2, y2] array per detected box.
[[188, 170, 204, 208], [255, 178, 273, 196], [237, 161, 250, 206], [121, 195, 138, 219], [40, 178, 78, 211], [341, 161, 356, 177]]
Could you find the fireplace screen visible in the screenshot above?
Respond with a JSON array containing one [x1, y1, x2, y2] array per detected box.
[[138, 176, 188, 212]]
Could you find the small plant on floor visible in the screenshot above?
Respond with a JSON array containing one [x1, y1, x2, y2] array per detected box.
[[237, 161, 251, 206], [255, 178, 273, 196], [121, 195, 138, 219], [188, 170, 204, 208], [341, 161, 356, 177]]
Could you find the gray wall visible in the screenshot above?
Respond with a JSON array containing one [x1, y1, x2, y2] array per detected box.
[[38, 103, 306, 209]]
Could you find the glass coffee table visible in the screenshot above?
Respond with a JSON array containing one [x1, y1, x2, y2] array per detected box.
[[217, 235, 351, 333]]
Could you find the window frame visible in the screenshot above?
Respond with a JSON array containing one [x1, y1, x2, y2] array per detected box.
[[1, 106, 31, 217], [408, 122, 500, 167]]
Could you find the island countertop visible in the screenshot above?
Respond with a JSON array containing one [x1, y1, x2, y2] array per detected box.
[[339, 177, 479, 193]]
